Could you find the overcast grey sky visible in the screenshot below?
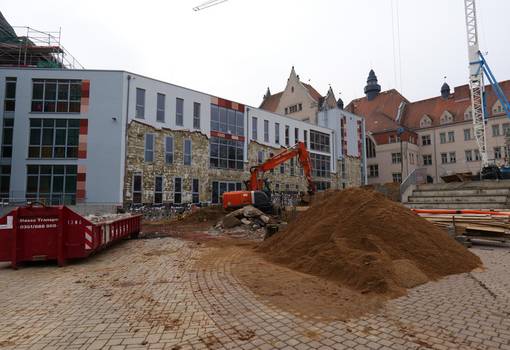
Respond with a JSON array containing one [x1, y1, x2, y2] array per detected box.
[[4, 0, 510, 106]]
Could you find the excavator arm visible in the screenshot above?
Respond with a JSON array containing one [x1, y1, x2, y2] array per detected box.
[[248, 142, 316, 194]]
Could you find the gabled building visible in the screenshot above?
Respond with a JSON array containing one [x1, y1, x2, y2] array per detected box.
[[346, 69, 510, 184]]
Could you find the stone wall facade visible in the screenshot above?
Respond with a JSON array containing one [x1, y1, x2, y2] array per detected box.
[[124, 121, 362, 205]]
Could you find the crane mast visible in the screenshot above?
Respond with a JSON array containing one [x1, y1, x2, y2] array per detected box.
[[464, 0, 488, 167]]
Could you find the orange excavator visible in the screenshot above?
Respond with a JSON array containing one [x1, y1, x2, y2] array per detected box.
[[222, 142, 316, 212]]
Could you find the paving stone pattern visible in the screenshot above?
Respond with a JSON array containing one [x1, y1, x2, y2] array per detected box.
[[1, 239, 510, 350]]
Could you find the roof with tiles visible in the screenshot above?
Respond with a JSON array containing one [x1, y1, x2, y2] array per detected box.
[[259, 82, 325, 112]]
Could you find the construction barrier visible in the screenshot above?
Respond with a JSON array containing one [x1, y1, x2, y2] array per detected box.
[[0, 203, 142, 268]]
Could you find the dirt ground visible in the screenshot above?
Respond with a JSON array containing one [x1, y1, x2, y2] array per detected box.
[[143, 221, 386, 322]]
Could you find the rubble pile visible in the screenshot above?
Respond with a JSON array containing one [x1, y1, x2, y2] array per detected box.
[[216, 205, 273, 231], [85, 213, 134, 224]]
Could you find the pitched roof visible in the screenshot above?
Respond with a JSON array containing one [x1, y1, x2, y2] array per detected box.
[[259, 82, 324, 112], [259, 91, 283, 112], [345, 89, 409, 133]]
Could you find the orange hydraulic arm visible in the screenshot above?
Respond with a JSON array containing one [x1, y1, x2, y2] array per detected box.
[[248, 142, 316, 194]]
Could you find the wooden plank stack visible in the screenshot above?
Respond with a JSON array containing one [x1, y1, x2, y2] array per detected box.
[[415, 212, 510, 241]]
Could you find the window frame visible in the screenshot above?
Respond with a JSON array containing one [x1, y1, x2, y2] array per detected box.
[[176, 98, 184, 126], [144, 133, 155, 163], [156, 93, 166, 123], [183, 139, 192, 165], [154, 175, 164, 204], [136, 88, 145, 119], [165, 136, 174, 164], [193, 102, 201, 129]]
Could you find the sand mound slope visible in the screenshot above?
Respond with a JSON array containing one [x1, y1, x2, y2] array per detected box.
[[259, 188, 481, 295]]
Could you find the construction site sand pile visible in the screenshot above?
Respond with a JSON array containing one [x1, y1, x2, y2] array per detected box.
[[259, 188, 482, 296]]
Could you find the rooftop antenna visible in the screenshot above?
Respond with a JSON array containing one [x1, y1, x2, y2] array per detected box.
[[193, 0, 229, 11]]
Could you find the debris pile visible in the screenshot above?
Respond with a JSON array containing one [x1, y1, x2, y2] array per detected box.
[[216, 205, 273, 230], [85, 213, 134, 224], [259, 188, 482, 296]]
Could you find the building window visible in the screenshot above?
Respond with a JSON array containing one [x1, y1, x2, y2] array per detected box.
[[304, 130, 308, 147], [368, 164, 379, 178], [284, 108, 288, 115], [28, 119, 79, 159], [174, 177, 182, 204], [280, 163, 285, 174], [449, 152, 456, 163], [290, 158, 295, 176], [264, 120, 269, 142], [492, 124, 500, 137], [298, 103, 302, 111], [285, 125, 290, 146], [294, 128, 299, 143], [465, 150, 473, 162], [184, 139, 192, 165], [156, 93, 165, 122], [145, 134, 154, 162], [192, 179, 199, 204], [288, 105, 298, 114], [211, 181, 242, 204], [503, 123, 510, 137], [135, 88, 145, 118], [257, 150, 264, 164], [31, 79, 81, 113], [423, 154, 432, 166], [391, 152, 401, 164], [176, 98, 184, 126], [366, 137, 376, 158], [310, 130, 330, 153], [441, 153, 448, 164], [210, 104, 244, 136], [474, 149, 481, 161], [193, 102, 201, 129], [448, 131, 455, 143], [26, 165, 77, 205], [252, 117, 258, 140], [439, 132, 446, 144], [310, 153, 331, 178], [209, 137, 243, 170], [464, 128, 472, 141], [1, 118, 14, 158], [389, 135, 396, 144], [275, 123, 280, 144], [409, 152, 415, 165], [165, 136, 174, 164], [494, 147, 502, 160], [154, 176, 163, 204], [132, 173, 142, 204], [4, 77, 16, 112], [392, 173, 402, 183], [0, 165, 10, 200]]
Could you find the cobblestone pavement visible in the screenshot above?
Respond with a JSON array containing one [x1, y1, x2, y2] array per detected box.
[[1, 237, 510, 350]]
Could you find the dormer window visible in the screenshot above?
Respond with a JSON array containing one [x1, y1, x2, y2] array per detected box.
[[440, 111, 453, 125], [420, 115, 432, 128], [493, 101, 503, 115]]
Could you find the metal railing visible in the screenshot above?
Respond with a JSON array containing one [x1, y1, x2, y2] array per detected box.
[[400, 167, 427, 200]]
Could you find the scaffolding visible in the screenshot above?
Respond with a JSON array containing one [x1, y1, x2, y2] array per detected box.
[[0, 26, 83, 69]]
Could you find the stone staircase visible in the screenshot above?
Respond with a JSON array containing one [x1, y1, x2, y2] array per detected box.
[[404, 180, 510, 209]]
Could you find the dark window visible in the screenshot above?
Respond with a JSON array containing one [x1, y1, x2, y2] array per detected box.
[[192, 178, 199, 204], [145, 134, 154, 162], [133, 173, 142, 204], [26, 165, 77, 205], [174, 177, 182, 204], [422, 135, 431, 146], [264, 120, 269, 142], [366, 137, 376, 158], [252, 117, 258, 140], [280, 163, 285, 174], [28, 119, 79, 159], [423, 154, 433, 165], [209, 137, 243, 170], [157, 93, 165, 122], [310, 153, 331, 178], [290, 158, 295, 176], [211, 181, 242, 204], [310, 130, 330, 153], [294, 128, 299, 144], [0, 165, 10, 200], [184, 139, 192, 165], [275, 123, 280, 144], [176, 98, 184, 126], [391, 153, 401, 164], [285, 125, 290, 146], [304, 130, 308, 147], [136, 88, 145, 118], [1, 118, 14, 158], [257, 150, 264, 164], [368, 164, 379, 177], [31, 79, 81, 113], [4, 77, 16, 112], [165, 136, 174, 164], [392, 173, 402, 183], [154, 176, 163, 204], [193, 102, 201, 129]]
